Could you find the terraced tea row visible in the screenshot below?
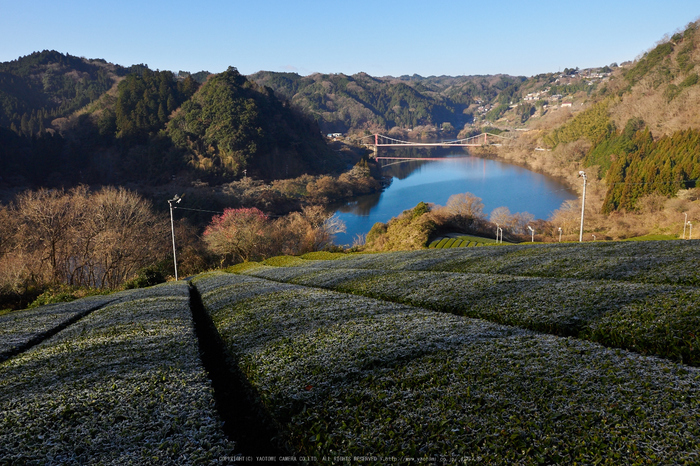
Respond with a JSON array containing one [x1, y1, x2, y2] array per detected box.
[[0, 285, 196, 364], [0, 295, 119, 363], [241, 263, 700, 366], [0, 282, 234, 464], [428, 237, 482, 248], [279, 240, 700, 286], [193, 272, 700, 463], [2, 240, 698, 462]]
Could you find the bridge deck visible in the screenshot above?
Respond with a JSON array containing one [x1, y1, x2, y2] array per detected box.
[[375, 156, 472, 160], [376, 143, 483, 147]]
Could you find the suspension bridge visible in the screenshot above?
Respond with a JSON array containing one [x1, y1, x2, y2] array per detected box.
[[356, 132, 511, 158]]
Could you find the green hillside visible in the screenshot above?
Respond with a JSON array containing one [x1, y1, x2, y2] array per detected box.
[[249, 71, 531, 134], [2, 241, 700, 462], [534, 20, 700, 213], [0, 53, 343, 187], [0, 50, 123, 133], [168, 67, 342, 180]]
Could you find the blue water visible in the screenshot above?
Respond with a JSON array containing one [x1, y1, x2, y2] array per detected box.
[[332, 154, 577, 246]]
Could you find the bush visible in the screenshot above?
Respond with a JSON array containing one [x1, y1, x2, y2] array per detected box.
[[300, 251, 347, 260], [28, 289, 80, 308], [224, 261, 263, 273], [364, 203, 437, 252], [262, 256, 305, 267], [365, 222, 388, 245], [123, 264, 167, 289], [27, 286, 108, 308]]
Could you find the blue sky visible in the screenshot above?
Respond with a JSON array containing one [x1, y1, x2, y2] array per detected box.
[[1, 0, 699, 77]]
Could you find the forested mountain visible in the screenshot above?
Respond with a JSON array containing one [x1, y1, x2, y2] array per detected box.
[[167, 67, 343, 179], [0, 52, 339, 188], [3, 18, 700, 216], [248, 71, 529, 134], [0, 50, 613, 190], [0, 50, 123, 134], [537, 19, 700, 212]]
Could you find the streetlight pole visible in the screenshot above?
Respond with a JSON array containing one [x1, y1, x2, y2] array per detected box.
[[527, 225, 535, 243], [578, 171, 587, 242], [498, 227, 503, 243], [168, 195, 182, 280], [558, 227, 562, 243]]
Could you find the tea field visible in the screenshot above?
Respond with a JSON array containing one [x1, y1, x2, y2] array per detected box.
[[0, 283, 235, 464], [428, 234, 499, 248], [2, 240, 699, 464]]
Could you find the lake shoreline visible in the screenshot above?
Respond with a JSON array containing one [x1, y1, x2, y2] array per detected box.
[[332, 149, 577, 245]]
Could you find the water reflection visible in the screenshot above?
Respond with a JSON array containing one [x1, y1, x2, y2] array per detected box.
[[332, 147, 576, 245], [335, 192, 382, 217]]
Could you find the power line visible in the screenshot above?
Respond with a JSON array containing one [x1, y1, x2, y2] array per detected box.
[[173, 206, 225, 215], [173, 206, 286, 218]]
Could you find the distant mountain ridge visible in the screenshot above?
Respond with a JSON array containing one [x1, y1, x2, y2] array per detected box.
[[2, 16, 700, 214], [0, 50, 123, 133], [248, 70, 527, 134], [0, 52, 339, 187]]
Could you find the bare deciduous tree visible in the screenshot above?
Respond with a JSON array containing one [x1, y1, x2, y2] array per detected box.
[[510, 212, 536, 234], [15, 188, 77, 284], [301, 205, 345, 251], [2, 186, 168, 291], [549, 199, 581, 235], [490, 206, 513, 227], [203, 207, 270, 264], [444, 193, 486, 220], [87, 187, 168, 288]]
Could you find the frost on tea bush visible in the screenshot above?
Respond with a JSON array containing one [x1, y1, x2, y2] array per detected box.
[[0, 282, 234, 464], [2, 238, 697, 464], [240, 246, 700, 365], [0, 295, 120, 362], [194, 273, 700, 463], [287, 240, 700, 285]]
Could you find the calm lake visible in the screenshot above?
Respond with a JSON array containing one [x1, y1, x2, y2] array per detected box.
[[332, 149, 577, 246]]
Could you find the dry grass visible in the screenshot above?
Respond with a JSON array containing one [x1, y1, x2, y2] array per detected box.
[[610, 79, 700, 137]]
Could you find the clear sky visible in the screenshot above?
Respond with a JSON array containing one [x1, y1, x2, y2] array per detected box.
[[1, 0, 699, 78]]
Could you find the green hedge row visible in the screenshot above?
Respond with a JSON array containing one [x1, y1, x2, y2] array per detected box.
[[193, 272, 700, 463], [0, 282, 234, 463], [288, 240, 700, 286], [241, 264, 700, 365], [428, 237, 484, 249]]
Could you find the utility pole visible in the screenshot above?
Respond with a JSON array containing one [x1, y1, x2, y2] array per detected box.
[[168, 195, 182, 280], [578, 171, 587, 242]]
